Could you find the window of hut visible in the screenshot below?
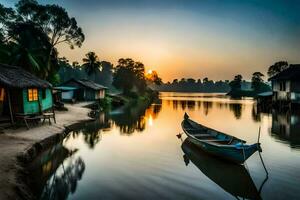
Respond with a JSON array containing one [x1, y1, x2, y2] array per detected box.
[[28, 88, 38, 101]]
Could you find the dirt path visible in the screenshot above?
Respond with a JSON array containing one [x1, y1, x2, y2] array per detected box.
[[0, 104, 91, 200]]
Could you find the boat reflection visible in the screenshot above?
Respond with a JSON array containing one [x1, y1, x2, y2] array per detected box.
[[181, 138, 262, 200]]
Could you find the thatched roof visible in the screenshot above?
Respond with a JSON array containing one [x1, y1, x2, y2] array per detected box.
[[62, 78, 107, 90], [0, 63, 52, 88], [269, 64, 300, 81]]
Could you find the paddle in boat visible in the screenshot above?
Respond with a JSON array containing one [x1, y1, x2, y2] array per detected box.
[[181, 113, 262, 164]]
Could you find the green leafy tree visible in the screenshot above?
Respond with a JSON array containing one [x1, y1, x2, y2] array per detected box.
[[113, 58, 147, 95], [15, 0, 85, 70], [0, 1, 84, 82], [203, 77, 209, 83], [267, 61, 288, 77], [229, 74, 243, 91], [251, 72, 264, 91]]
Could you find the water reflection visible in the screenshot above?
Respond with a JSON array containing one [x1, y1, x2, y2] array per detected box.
[[270, 111, 300, 148], [40, 157, 85, 200], [110, 101, 161, 134], [28, 142, 85, 200], [166, 96, 300, 150], [164, 98, 245, 119], [29, 93, 300, 200], [252, 105, 300, 149], [229, 104, 243, 119], [182, 138, 262, 200]]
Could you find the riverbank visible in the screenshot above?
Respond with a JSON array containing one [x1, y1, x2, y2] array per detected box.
[[0, 104, 92, 200]]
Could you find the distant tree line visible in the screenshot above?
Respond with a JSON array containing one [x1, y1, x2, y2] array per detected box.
[[152, 78, 231, 93]]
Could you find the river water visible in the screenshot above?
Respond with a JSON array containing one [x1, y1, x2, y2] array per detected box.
[[29, 92, 300, 200]]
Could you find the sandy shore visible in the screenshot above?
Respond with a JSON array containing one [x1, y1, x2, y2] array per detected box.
[[0, 104, 92, 200]]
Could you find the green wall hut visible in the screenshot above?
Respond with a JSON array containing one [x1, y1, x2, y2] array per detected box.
[[0, 64, 53, 124]]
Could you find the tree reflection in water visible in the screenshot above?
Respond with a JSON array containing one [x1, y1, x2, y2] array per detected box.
[[229, 103, 243, 119], [110, 101, 162, 135], [168, 99, 245, 119], [65, 113, 112, 149]]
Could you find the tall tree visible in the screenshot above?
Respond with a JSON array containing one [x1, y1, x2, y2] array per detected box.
[[97, 61, 113, 87], [251, 72, 264, 91], [229, 74, 243, 91], [267, 61, 288, 77], [16, 0, 85, 71], [82, 51, 101, 82], [113, 58, 147, 95], [0, 1, 84, 82]]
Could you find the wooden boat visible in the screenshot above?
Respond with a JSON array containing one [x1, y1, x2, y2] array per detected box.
[[181, 138, 262, 200], [181, 113, 261, 164]]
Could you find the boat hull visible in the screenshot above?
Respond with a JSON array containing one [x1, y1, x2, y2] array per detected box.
[[187, 135, 258, 164], [181, 113, 260, 164]]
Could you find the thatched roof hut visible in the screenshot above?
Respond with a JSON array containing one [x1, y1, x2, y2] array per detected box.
[[0, 64, 53, 124], [0, 64, 52, 88], [60, 78, 107, 101]]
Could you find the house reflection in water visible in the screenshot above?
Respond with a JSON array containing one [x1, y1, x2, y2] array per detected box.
[[271, 111, 300, 148], [28, 142, 85, 200]]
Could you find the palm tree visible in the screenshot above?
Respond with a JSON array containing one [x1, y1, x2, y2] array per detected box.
[[82, 51, 101, 82]]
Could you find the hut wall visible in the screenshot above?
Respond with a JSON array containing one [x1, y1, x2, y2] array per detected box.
[[62, 90, 75, 100], [23, 88, 53, 114], [290, 81, 300, 93], [84, 89, 97, 101], [98, 89, 105, 99]]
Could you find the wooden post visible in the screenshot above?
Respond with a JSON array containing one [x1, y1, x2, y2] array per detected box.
[[7, 89, 14, 124]]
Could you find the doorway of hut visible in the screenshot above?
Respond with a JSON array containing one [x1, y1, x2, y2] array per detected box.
[[0, 88, 12, 128]]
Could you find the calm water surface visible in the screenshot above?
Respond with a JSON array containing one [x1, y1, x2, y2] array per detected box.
[[29, 92, 300, 200]]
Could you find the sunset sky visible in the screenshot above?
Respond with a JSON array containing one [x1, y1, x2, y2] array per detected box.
[[3, 0, 300, 81]]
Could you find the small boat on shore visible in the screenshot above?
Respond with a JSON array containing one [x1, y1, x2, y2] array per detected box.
[[181, 113, 261, 164]]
